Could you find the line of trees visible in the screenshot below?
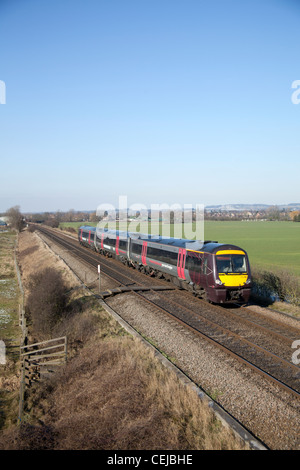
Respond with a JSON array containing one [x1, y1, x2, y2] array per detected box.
[[3, 205, 300, 230], [25, 209, 99, 225], [205, 206, 300, 222], [293, 213, 300, 222]]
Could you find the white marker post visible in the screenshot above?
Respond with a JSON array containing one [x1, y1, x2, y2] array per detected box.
[[98, 264, 101, 294]]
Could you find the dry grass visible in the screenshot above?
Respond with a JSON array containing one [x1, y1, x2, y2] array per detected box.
[[0, 231, 22, 430], [0, 296, 247, 450], [17, 231, 79, 296]]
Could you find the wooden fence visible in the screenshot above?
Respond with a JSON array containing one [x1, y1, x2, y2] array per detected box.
[[18, 336, 67, 424]]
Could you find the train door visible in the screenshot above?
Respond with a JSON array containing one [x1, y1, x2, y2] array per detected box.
[[198, 254, 206, 289], [186, 251, 201, 284], [177, 248, 186, 280], [200, 254, 213, 289], [206, 254, 214, 286], [141, 241, 147, 265]]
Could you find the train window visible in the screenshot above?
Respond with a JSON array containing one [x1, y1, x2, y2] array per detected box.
[[186, 252, 202, 273], [232, 255, 247, 273], [119, 239, 127, 250], [132, 242, 142, 255], [103, 236, 116, 247], [147, 246, 160, 261], [165, 250, 178, 266], [147, 246, 177, 266], [216, 255, 246, 273], [203, 258, 207, 275]]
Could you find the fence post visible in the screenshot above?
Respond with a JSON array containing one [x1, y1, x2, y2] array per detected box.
[[64, 337, 67, 363], [18, 358, 25, 425]]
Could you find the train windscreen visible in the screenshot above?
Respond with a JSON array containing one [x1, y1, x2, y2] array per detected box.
[[216, 254, 247, 274]]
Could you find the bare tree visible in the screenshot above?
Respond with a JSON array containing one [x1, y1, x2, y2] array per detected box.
[[266, 205, 280, 221], [6, 205, 24, 232], [66, 209, 75, 222]]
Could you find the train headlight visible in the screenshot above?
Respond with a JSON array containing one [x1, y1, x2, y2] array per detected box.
[[215, 279, 223, 285], [246, 278, 251, 284]]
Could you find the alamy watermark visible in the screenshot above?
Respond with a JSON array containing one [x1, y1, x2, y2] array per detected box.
[[292, 340, 300, 365], [96, 196, 204, 245], [291, 80, 300, 105], [0, 340, 6, 365], [0, 80, 6, 104]]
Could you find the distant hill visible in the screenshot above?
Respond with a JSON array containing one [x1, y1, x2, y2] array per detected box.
[[205, 203, 300, 211]]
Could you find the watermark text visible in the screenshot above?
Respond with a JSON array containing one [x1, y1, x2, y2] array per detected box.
[[0, 340, 6, 365], [96, 196, 204, 244], [0, 80, 6, 104], [292, 339, 300, 365], [291, 80, 300, 105]]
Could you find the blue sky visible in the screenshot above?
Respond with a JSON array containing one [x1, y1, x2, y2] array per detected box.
[[0, 0, 300, 212]]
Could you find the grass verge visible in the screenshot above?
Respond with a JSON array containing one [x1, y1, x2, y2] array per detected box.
[[0, 230, 22, 430]]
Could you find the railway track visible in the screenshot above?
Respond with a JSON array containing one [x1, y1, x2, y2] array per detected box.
[[35, 226, 300, 400]]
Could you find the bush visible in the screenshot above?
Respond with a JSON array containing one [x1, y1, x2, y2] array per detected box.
[[251, 268, 300, 306], [276, 269, 300, 306], [26, 268, 67, 337], [52, 310, 100, 352], [44, 219, 59, 228]]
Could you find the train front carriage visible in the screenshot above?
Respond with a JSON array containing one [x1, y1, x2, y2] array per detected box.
[[205, 244, 251, 303], [183, 242, 251, 303]]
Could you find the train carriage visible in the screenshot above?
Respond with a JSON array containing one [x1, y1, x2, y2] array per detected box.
[[79, 226, 96, 248], [78, 226, 251, 304]]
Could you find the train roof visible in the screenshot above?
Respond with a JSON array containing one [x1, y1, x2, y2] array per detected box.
[[79, 225, 97, 231], [79, 226, 246, 254], [200, 243, 246, 254]]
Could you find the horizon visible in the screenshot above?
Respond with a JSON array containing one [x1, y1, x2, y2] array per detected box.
[[2, 201, 300, 215], [1, 1, 300, 212]]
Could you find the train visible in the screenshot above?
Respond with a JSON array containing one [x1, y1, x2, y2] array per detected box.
[[78, 225, 252, 304]]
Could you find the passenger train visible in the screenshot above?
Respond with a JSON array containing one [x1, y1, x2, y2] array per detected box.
[[78, 226, 252, 304]]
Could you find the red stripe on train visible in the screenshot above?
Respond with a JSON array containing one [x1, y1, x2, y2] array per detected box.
[[149, 259, 162, 266]]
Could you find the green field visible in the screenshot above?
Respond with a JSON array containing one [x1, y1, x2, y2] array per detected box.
[[60, 220, 300, 277], [204, 221, 300, 277]]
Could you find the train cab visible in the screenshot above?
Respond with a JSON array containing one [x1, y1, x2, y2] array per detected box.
[[201, 243, 252, 303]]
